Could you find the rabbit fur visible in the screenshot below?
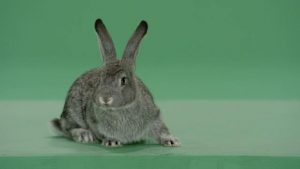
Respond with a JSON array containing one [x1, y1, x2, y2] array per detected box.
[[51, 19, 179, 147]]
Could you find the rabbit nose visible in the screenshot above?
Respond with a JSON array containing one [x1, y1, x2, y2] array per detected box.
[[99, 97, 113, 105]]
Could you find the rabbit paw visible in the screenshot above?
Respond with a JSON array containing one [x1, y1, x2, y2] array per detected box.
[[102, 139, 122, 147], [70, 128, 96, 143], [160, 135, 180, 147]]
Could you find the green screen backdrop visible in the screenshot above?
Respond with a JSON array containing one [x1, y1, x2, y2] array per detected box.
[[0, 0, 299, 100]]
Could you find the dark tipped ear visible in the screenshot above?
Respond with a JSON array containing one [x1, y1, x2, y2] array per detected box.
[[95, 19, 117, 65], [121, 20, 148, 70]]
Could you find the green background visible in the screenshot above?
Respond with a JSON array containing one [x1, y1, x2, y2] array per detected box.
[[1, 0, 299, 100], [1, 1, 300, 168]]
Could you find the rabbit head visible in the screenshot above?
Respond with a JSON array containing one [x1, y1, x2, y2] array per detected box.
[[93, 19, 148, 108]]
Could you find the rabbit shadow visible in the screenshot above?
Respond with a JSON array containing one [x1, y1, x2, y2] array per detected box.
[[100, 141, 163, 153], [47, 136, 162, 154]]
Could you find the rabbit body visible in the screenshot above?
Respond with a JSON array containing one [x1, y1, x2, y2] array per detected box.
[[52, 19, 179, 147]]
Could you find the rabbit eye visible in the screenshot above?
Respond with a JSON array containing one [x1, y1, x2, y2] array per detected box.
[[120, 77, 127, 86]]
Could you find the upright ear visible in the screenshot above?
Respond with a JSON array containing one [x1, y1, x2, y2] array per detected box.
[[95, 19, 117, 65], [121, 20, 148, 70]]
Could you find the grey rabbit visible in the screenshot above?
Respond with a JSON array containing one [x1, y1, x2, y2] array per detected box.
[[51, 19, 180, 147]]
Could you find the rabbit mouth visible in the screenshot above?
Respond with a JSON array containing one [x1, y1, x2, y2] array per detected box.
[[94, 99, 137, 111], [99, 97, 113, 106]]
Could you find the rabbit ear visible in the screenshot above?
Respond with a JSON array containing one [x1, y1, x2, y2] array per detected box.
[[95, 19, 117, 65], [121, 20, 148, 70]]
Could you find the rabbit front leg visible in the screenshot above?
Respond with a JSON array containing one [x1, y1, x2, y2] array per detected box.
[[147, 118, 180, 147], [101, 138, 122, 147], [70, 128, 97, 143]]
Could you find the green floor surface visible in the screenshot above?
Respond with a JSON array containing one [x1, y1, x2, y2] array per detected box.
[[0, 100, 300, 169]]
